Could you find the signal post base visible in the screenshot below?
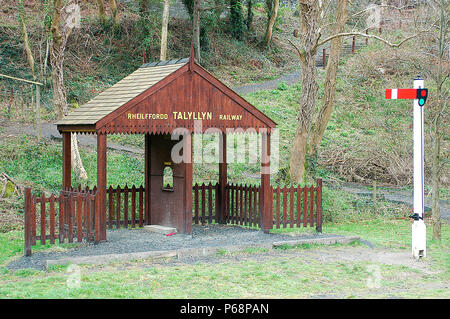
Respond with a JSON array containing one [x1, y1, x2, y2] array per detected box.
[[412, 220, 426, 260]]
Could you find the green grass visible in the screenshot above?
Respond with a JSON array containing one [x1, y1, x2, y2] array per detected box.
[[0, 218, 448, 298]]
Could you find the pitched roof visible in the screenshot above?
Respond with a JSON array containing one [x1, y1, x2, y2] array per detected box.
[[56, 58, 189, 125]]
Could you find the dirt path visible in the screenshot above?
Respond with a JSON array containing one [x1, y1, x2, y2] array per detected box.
[[335, 182, 450, 223]]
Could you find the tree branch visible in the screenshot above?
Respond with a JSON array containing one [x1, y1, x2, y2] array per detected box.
[[287, 38, 305, 59]]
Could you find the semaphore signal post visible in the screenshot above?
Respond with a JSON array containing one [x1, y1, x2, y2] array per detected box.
[[385, 77, 428, 260]]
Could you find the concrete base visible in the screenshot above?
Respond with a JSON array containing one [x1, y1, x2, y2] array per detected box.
[[43, 235, 360, 269], [143, 225, 177, 235]]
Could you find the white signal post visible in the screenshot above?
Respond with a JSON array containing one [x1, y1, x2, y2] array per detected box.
[[385, 78, 428, 260], [412, 77, 426, 259]]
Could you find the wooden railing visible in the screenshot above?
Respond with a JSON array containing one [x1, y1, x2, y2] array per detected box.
[[24, 187, 98, 256], [24, 179, 323, 255], [272, 179, 322, 232], [226, 183, 261, 227]]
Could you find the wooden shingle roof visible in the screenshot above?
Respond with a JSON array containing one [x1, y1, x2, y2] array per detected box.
[[57, 54, 276, 134], [56, 58, 189, 126]]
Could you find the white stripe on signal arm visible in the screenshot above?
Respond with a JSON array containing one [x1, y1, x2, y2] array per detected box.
[[391, 89, 398, 99]]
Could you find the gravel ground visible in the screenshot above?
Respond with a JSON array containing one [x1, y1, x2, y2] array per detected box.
[[7, 224, 340, 271]]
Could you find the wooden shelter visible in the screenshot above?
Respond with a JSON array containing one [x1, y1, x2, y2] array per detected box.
[[55, 51, 277, 240]]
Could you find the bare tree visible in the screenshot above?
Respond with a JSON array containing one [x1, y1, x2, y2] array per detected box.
[[160, 0, 170, 61], [288, 1, 426, 184], [265, 0, 280, 47], [193, 0, 201, 61], [309, 0, 348, 156], [420, 0, 448, 242], [51, 0, 88, 183], [18, 0, 36, 80]]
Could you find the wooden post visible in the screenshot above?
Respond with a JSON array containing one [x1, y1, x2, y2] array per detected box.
[[218, 132, 227, 223], [323, 48, 326, 69], [352, 36, 355, 54], [24, 187, 32, 256], [62, 131, 71, 227], [183, 133, 193, 233], [97, 133, 107, 241], [260, 131, 272, 233], [316, 179, 323, 233], [365, 29, 368, 45], [144, 134, 151, 225], [62, 132, 71, 189]]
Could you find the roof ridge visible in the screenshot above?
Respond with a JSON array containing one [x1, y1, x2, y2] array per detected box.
[[140, 57, 189, 68]]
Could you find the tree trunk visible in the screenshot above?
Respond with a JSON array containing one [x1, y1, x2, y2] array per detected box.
[[309, 0, 348, 156], [288, 0, 321, 184], [431, 124, 441, 241], [264, 0, 279, 46], [430, 0, 446, 242], [109, 0, 119, 28], [247, 0, 253, 31], [51, 0, 67, 119], [71, 133, 88, 182], [51, 0, 88, 183], [96, 0, 106, 25], [18, 0, 36, 79], [230, 0, 244, 40], [160, 0, 170, 61], [193, 0, 201, 61]]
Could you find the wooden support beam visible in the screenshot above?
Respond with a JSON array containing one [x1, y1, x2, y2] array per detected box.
[[62, 132, 71, 189], [24, 187, 32, 256], [97, 133, 107, 241], [218, 132, 227, 223], [145, 134, 151, 225], [260, 132, 272, 233], [183, 133, 193, 234]]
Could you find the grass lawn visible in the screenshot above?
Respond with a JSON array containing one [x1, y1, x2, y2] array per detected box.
[[0, 218, 448, 298]]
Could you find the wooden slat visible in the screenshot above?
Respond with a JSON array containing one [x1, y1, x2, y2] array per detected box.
[[116, 185, 121, 229], [108, 186, 113, 229], [208, 183, 213, 224], [32, 197, 36, 245], [68, 195, 73, 243], [139, 186, 144, 227], [230, 184, 235, 224], [254, 186, 258, 227], [244, 185, 248, 226], [86, 195, 91, 241], [201, 183, 206, 225], [310, 186, 315, 227], [296, 185, 302, 227], [303, 187, 307, 227], [77, 195, 83, 242], [40, 194, 46, 245], [131, 185, 136, 228], [49, 195, 55, 244], [289, 186, 295, 228], [239, 184, 243, 225], [248, 186, 253, 227], [59, 194, 65, 243], [276, 187, 280, 229], [124, 185, 129, 228], [194, 184, 199, 224]]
